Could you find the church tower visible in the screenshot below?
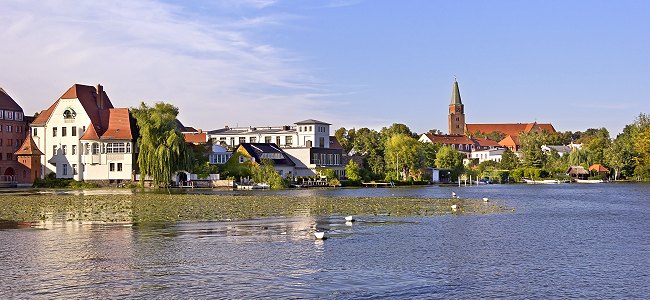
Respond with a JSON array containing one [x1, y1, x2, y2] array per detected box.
[[448, 79, 465, 135]]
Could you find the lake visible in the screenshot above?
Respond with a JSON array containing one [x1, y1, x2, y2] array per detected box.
[[1, 183, 649, 299]]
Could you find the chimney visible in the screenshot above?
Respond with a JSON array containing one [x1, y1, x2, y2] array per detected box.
[[198, 129, 202, 134], [96, 84, 104, 109]]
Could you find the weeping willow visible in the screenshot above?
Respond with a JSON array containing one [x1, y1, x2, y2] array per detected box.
[[131, 102, 192, 186]]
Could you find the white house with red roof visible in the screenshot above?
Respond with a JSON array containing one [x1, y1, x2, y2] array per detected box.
[[30, 84, 135, 183]]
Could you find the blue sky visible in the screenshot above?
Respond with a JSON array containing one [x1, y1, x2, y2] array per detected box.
[[1, 0, 648, 135]]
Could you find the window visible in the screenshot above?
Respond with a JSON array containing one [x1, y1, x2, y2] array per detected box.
[[71, 126, 77, 136], [0, 110, 3, 119], [72, 164, 78, 175], [117, 163, 123, 172], [0, 153, 3, 160], [250, 137, 257, 143], [309, 126, 312, 131], [53, 127, 57, 137], [62, 164, 68, 175], [299, 127, 302, 132], [265, 136, 272, 143], [17, 126, 21, 133], [82, 126, 86, 133], [319, 137, 325, 148], [62, 127, 67, 137], [239, 156, 245, 163], [16, 112, 23, 121], [63, 108, 76, 119], [62, 145, 67, 155], [276, 136, 281, 145], [110, 163, 115, 172], [7, 139, 11, 146], [53, 145, 58, 155], [15, 139, 20, 149], [72, 145, 77, 155], [106, 142, 126, 153], [286, 136, 293, 146], [239, 137, 246, 144], [260, 153, 283, 159], [6, 125, 12, 132], [5, 111, 14, 120], [92, 143, 99, 155], [83, 143, 89, 155], [126, 142, 131, 153], [33, 128, 37, 136], [0, 139, 2, 146], [230, 137, 235, 146], [5, 153, 11, 160]]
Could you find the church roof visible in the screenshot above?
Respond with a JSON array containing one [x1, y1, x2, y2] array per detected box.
[[466, 123, 556, 137], [450, 80, 462, 105], [422, 133, 474, 145], [15, 135, 43, 156]]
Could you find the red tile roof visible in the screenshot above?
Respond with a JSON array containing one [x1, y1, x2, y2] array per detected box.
[[32, 84, 114, 126], [184, 132, 207, 143], [466, 122, 556, 137], [498, 135, 520, 147], [589, 164, 609, 172], [80, 122, 100, 140], [14, 135, 43, 156], [423, 133, 474, 145], [473, 138, 500, 147], [101, 108, 132, 140]]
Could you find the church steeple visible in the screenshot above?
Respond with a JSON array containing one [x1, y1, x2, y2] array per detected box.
[[451, 79, 462, 105], [448, 79, 466, 135]]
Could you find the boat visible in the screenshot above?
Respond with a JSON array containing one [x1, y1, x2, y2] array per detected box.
[[575, 179, 604, 184], [523, 179, 563, 184]]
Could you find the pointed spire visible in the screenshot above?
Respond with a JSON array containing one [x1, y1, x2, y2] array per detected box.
[[451, 78, 462, 105], [15, 135, 44, 156]]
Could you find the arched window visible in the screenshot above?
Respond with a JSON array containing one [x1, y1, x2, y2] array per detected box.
[[63, 108, 76, 119]]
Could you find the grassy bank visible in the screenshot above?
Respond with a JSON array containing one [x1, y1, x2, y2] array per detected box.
[[0, 193, 511, 224]]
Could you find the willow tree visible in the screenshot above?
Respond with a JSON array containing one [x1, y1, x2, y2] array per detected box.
[[131, 102, 192, 186]]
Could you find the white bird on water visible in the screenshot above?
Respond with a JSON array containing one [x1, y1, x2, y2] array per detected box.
[[483, 197, 489, 202], [345, 215, 355, 222], [451, 192, 457, 198], [451, 204, 459, 210], [314, 231, 326, 240]]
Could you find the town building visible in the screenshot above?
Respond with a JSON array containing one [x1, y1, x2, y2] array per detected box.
[[0, 87, 36, 186], [232, 143, 296, 177], [470, 148, 507, 163], [30, 84, 136, 184], [419, 134, 502, 154], [208, 119, 345, 178]]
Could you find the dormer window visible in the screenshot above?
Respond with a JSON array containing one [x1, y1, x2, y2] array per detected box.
[[63, 108, 76, 119]]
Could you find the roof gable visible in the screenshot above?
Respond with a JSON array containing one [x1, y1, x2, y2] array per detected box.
[[31, 84, 115, 126], [237, 143, 295, 166], [0, 88, 24, 111], [15, 135, 43, 156]]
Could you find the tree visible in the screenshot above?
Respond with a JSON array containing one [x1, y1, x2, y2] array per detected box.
[[421, 142, 441, 167], [131, 102, 192, 186], [499, 148, 519, 170], [384, 134, 424, 180], [251, 159, 286, 189], [334, 127, 355, 153], [353, 128, 385, 178], [345, 160, 362, 182], [435, 146, 465, 180], [519, 132, 546, 168]]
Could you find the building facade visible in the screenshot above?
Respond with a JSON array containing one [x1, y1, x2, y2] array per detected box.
[[448, 79, 465, 135], [207, 119, 331, 150], [0, 87, 34, 185], [30, 84, 135, 183]]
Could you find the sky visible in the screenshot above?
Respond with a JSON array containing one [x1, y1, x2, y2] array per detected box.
[[1, 0, 648, 135]]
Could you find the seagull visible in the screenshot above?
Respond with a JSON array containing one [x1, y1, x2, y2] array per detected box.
[[451, 192, 457, 198], [345, 215, 355, 222], [314, 231, 326, 240], [483, 197, 489, 202], [451, 204, 459, 210]]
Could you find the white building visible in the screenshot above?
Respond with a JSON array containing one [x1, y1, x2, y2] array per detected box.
[[470, 148, 507, 163], [30, 84, 135, 183], [207, 119, 331, 149]]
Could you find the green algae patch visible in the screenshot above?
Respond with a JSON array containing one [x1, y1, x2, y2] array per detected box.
[[0, 193, 510, 224]]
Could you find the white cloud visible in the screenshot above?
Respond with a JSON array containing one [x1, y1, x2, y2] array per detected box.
[[0, 0, 334, 130]]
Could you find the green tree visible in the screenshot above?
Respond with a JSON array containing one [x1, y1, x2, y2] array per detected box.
[[519, 132, 546, 168], [353, 128, 385, 178], [421, 142, 441, 167], [334, 127, 355, 153], [131, 102, 192, 186], [499, 148, 519, 170], [345, 160, 362, 182], [435, 146, 465, 180], [220, 151, 253, 179], [251, 159, 286, 189], [384, 134, 424, 180]]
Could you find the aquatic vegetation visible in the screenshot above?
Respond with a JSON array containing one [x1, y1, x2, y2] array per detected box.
[[0, 193, 510, 225]]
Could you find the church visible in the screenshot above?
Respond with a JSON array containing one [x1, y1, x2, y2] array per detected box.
[[421, 79, 556, 152]]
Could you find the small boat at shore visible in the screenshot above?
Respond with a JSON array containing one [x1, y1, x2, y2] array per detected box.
[[575, 179, 604, 184], [523, 179, 564, 184]]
